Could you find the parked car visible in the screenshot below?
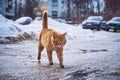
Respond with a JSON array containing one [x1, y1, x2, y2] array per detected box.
[[15, 17, 33, 25], [105, 17, 120, 32], [82, 16, 105, 31], [34, 17, 41, 21], [55, 19, 67, 23]]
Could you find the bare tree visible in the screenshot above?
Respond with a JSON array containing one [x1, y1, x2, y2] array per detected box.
[[24, 0, 40, 19], [66, 0, 93, 23], [104, 0, 120, 19]]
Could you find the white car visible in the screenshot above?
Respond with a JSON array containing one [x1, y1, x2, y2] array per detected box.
[[15, 17, 33, 25]]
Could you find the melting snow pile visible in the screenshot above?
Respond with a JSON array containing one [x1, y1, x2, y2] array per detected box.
[[0, 15, 21, 37], [0, 15, 106, 44], [0, 14, 34, 44], [24, 17, 106, 41]]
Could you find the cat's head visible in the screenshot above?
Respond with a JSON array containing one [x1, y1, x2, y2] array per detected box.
[[51, 32, 67, 48]]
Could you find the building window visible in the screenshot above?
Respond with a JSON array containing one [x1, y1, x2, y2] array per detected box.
[[19, 3, 22, 6], [52, 4, 58, 9], [0, 6, 3, 12], [52, 11, 58, 18], [8, 0, 12, 9], [0, 0, 3, 4], [52, 0, 57, 3], [61, 0, 64, 4]]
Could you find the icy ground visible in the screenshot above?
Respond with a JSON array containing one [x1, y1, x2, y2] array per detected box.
[[0, 30, 120, 80], [0, 15, 120, 80]]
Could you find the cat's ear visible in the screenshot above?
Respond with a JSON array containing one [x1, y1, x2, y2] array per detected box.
[[63, 32, 67, 36], [53, 32, 57, 39]]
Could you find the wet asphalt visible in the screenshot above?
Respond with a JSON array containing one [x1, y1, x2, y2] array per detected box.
[[0, 31, 120, 80]]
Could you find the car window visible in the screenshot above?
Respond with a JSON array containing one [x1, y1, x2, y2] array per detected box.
[[112, 18, 120, 22], [87, 17, 101, 21]]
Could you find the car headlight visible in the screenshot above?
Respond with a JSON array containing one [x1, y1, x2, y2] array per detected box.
[[82, 22, 86, 25]]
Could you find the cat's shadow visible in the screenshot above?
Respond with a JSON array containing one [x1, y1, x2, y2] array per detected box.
[[37, 60, 41, 64]]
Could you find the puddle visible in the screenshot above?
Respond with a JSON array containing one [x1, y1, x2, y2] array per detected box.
[[64, 69, 100, 80], [113, 39, 120, 42], [90, 49, 108, 52], [80, 49, 108, 53]]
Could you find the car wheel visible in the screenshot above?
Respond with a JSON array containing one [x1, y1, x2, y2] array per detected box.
[[83, 27, 85, 29], [114, 28, 116, 32], [106, 28, 109, 31], [97, 27, 100, 31], [90, 28, 93, 30]]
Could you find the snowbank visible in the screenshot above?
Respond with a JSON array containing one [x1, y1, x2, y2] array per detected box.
[[15, 17, 33, 25], [0, 14, 107, 44], [24, 17, 106, 41], [15, 17, 32, 23], [0, 14, 35, 44]]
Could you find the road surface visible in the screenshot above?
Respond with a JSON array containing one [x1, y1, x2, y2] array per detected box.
[[0, 31, 120, 80]]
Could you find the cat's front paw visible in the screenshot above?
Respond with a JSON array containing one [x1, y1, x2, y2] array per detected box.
[[37, 56, 41, 60], [49, 63, 53, 65], [60, 65, 65, 68]]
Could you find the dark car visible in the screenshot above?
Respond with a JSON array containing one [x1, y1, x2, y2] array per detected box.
[[105, 17, 120, 32], [82, 16, 105, 31]]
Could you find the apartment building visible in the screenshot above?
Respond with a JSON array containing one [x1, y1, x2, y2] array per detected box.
[[0, 0, 25, 19], [48, 0, 67, 18], [0, 0, 4, 15], [0, 0, 67, 19]]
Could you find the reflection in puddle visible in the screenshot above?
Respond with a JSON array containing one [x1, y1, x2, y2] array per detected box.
[[80, 49, 108, 53]]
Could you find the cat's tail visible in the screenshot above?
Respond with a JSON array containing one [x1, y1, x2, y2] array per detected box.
[[42, 11, 48, 29]]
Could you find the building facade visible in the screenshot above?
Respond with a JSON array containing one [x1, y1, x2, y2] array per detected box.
[[48, 0, 67, 18], [0, 0, 25, 19], [0, 0, 67, 19], [0, 0, 5, 15]]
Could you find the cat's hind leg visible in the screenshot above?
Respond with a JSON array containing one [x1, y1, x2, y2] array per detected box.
[[38, 42, 44, 60]]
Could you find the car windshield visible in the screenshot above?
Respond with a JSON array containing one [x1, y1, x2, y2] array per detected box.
[[87, 17, 101, 21], [111, 18, 120, 22]]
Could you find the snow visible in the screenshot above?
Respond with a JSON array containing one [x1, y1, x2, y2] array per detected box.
[[0, 15, 22, 37], [0, 14, 7, 21], [0, 14, 107, 43], [24, 17, 107, 41], [15, 17, 33, 24], [0, 30, 119, 80]]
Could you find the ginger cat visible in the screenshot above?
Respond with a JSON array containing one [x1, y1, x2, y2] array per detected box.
[[37, 11, 67, 68]]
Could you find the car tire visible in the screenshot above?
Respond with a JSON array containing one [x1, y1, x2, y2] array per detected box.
[[90, 28, 93, 30], [97, 27, 100, 31], [114, 28, 116, 32], [106, 28, 109, 31]]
